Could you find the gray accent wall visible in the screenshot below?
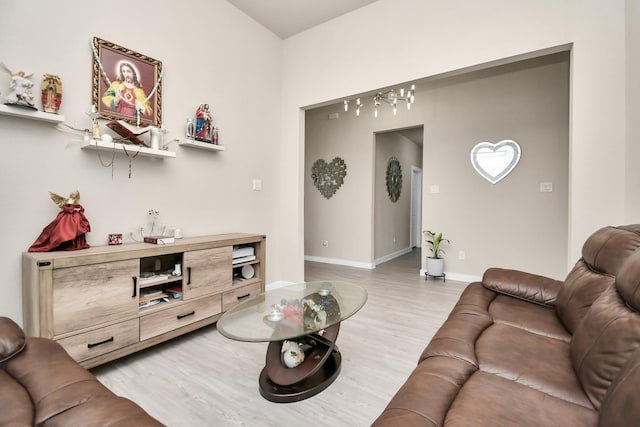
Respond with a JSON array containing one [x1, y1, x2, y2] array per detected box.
[[305, 52, 569, 279]]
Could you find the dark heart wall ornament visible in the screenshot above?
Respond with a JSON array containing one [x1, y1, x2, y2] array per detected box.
[[470, 139, 521, 184], [312, 157, 347, 199]]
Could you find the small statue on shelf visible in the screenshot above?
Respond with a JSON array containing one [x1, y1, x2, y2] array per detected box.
[[41, 74, 63, 114], [195, 103, 212, 142], [1, 62, 36, 109], [28, 190, 91, 252]]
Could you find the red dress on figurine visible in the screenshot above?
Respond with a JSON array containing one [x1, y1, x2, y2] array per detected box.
[[28, 204, 91, 252]]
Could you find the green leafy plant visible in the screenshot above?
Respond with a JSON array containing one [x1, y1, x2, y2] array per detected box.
[[424, 230, 450, 259]]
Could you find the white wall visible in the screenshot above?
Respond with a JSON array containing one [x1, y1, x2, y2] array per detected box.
[[0, 0, 282, 325], [626, 0, 640, 219], [0, 0, 634, 323], [281, 0, 629, 283]]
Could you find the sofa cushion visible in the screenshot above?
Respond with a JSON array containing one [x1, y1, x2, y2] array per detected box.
[[615, 248, 640, 311], [582, 225, 640, 275], [489, 294, 571, 342], [42, 396, 162, 427], [556, 261, 614, 334], [598, 347, 640, 427], [443, 372, 598, 427], [556, 225, 640, 334], [476, 323, 591, 407], [371, 356, 476, 427], [0, 369, 34, 425], [570, 285, 640, 409], [0, 317, 26, 363], [419, 283, 493, 366]]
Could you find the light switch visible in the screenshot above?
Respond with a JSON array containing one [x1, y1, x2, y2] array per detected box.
[[252, 179, 262, 191], [430, 185, 440, 194], [540, 182, 553, 193]]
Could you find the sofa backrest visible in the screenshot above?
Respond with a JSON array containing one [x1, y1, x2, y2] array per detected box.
[[556, 225, 640, 333], [569, 247, 640, 410], [0, 317, 26, 364]]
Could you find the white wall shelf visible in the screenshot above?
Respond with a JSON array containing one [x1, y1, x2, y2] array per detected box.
[[81, 139, 176, 159], [0, 104, 65, 124], [177, 138, 225, 152]]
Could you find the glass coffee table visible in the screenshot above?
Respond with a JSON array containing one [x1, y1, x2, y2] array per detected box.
[[216, 281, 367, 403]]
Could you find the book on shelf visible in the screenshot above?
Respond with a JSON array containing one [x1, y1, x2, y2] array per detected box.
[[164, 284, 183, 300], [139, 298, 169, 308], [144, 235, 175, 245], [139, 292, 169, 304], [106, 120, 153, 147]]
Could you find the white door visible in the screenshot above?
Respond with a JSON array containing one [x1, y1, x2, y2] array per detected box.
[[410, 166, 423, 248]]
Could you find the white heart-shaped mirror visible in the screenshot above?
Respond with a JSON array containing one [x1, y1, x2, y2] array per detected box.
[[470, 140, 521, 184]]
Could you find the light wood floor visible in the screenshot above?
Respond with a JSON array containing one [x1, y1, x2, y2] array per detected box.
[[93, 250, 468, 426]]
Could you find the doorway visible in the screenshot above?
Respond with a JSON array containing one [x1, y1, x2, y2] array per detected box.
[[410, 165, 423, 248]]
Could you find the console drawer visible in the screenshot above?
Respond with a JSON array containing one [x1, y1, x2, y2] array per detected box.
[[223, 282, 262, 312], [57, 319, 139, 363], [139, 294, 222, 340]]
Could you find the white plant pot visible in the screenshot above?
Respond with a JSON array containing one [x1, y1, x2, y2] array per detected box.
[[426, 257, 445, 277]]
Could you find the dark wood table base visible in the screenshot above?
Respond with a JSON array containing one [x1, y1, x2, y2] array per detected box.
[[259, 351, 342, 402], [258, 323, 342, 403]]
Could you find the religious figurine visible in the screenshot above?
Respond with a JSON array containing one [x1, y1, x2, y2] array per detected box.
[[41, 74, 63, 113], [28, 190, 91, 252], [195, 103, 212, 142], [1, 62, 36, 109]]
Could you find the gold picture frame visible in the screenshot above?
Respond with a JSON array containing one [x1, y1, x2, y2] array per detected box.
[[91, 37, 162, 127]]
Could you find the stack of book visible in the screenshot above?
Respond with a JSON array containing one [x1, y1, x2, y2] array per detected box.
[[164, 284, 183, 300], [139, 290, 170, 308]]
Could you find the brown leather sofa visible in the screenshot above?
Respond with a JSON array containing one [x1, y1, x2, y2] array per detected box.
[[373, 224, 640, 426], [0, 316, 163, 426]]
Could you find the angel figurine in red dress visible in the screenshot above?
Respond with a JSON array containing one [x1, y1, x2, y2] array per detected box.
[[28, 191, 91, 252]]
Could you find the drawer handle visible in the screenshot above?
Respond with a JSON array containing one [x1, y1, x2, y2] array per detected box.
[[88, 336, 114, 349], [237, 293, 251, 301], [187, 267, 192, 285], [132, 277, 137, 297], [177, 310, 195, 320]]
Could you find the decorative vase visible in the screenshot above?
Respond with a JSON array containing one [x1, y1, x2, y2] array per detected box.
[[281, 340, 305, 368], [426, 257, 445, 276], [41, 74, 62, 114]]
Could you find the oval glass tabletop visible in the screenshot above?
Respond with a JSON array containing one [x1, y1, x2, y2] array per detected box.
[[217, 281, 368, 342]]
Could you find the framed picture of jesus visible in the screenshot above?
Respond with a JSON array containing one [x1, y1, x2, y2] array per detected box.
[[91, 37, 162, 127]]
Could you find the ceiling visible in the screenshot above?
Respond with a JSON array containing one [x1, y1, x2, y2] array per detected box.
[[226, 0, 422, 146], [226, 0, 379, 39]]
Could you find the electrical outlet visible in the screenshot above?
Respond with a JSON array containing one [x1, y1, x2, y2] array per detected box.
[[458, 250, 466, 260]]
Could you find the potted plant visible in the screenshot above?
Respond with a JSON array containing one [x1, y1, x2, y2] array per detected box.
[[424, 230, 450, 277]]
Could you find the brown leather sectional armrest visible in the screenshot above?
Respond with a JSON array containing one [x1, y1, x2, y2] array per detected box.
[[482, 267, 563, 307]]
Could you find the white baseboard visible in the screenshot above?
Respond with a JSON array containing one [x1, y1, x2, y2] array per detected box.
[[374, 247, 413, 266], [304, 255, 375, 269], [266, 280, 295, 291]]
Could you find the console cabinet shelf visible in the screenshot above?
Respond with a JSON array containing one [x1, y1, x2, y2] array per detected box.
[[22, 233, 265, 368]]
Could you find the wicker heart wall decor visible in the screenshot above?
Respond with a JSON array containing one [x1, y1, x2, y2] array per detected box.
[[311, 157, 347, 199]]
